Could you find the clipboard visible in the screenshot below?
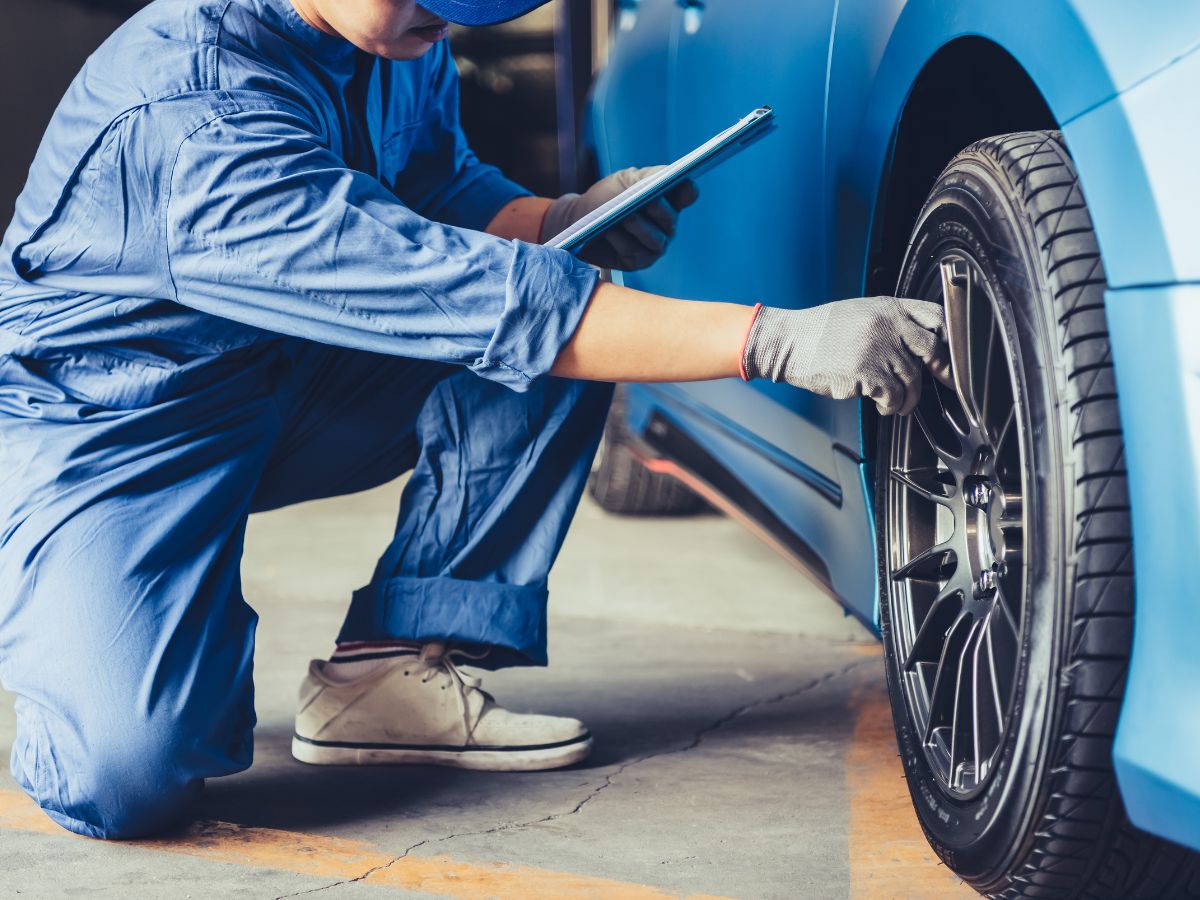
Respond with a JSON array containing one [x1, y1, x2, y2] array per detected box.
[[547, 105, 777, 255]]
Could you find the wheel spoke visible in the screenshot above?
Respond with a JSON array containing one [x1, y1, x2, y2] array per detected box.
[[981, 316, 998, 433], [949, 618, 982, 784], [940, 259, 983, 431], [994, 405, 1016, 456], [935, 378, 971, 440], [904, 585, 961, 670], [923, 611, 970, 744], [994, 583, 1021, 639], [913, 406, 961, 463], [983, 606, 1006, 733], [889, 466, 954, 505], [970, 615, 990, 783], [892, 539, 956, 583]]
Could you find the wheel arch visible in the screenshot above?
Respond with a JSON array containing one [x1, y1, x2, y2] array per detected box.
[[856, 37, 1056, 475], [864, 36, 1056, 303]]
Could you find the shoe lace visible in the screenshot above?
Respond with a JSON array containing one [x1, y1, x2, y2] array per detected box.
[[417, 641, 490, 743]]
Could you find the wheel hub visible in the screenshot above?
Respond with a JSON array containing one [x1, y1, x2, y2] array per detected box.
[[961, 453, 1020, 601]]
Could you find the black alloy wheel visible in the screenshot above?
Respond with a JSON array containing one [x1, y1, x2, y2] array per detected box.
[[887, 253, 1026, 802], [876, 131, 1200, 898]]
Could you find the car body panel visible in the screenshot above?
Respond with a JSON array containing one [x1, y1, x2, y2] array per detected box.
[[591, 0, 1200, 849], [828, 0, 1200, 305], [590, 0, 673, 191], [1064, 43, 1200, 288], [623, 382, 878, 619], [601, 0, 853, 481], [1106, 282, 1200, 850], [1059, 79, 1200, 853]]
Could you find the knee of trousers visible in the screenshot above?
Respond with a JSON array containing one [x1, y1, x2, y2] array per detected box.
[[531, 378, 614, 434], [13, 720, 205, 840], [552, 377, 615, 410]]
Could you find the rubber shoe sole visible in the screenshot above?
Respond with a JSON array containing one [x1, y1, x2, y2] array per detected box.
[[291, 732, 593, 771]]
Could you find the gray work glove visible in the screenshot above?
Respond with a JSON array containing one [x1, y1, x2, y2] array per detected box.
[[539, 166, 699, 271], [741, 297, 952, 416]]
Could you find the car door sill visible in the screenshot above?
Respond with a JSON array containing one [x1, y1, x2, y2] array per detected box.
[[629, 410, 841, 604]]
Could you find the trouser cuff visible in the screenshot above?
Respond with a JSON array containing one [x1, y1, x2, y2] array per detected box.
[[338, 575, 548, 669]]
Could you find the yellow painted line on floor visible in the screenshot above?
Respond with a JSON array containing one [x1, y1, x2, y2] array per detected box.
[[846, 649, 976, 900], [0, 788, 726, 899]]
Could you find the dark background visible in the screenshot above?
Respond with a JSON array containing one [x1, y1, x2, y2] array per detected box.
[[0, 0, 605, 231]]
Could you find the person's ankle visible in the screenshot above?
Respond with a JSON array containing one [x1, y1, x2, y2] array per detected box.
[[324, 640, 422, 682]]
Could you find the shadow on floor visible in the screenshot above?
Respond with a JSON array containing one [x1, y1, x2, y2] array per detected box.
[[193, 673, 857, 835]]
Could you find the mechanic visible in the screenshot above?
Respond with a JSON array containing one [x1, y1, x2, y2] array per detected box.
[[0, 0, 950, 840]]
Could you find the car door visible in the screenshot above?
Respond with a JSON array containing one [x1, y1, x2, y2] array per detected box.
[[652, 0, 849, 487], [587, 0, 675, 243]]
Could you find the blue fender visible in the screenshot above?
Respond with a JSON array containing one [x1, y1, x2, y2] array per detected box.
[[827, 0, 1200, 300], [1073, 47, 1200, 850]]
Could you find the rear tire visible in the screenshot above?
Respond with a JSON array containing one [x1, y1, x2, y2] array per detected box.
[[876, 131, 1200, 898], [588, 387, 706, 516]]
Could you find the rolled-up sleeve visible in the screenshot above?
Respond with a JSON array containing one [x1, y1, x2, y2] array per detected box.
[[164, 106, 598, 390], [389, 45, 532, 231]]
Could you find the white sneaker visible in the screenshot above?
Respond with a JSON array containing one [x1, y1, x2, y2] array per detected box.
[[292, 642, 593, 771]]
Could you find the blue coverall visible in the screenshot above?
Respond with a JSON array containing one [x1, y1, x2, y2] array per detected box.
[[0, 0, 610, 839]]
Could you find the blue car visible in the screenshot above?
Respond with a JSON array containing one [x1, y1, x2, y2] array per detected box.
[[584, 1, 1200, 895]]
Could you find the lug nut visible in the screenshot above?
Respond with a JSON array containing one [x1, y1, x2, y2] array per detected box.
[[968, 482, 992, 508], [975, 569, 998, 597]]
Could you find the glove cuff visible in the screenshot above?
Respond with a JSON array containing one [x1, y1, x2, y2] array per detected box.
[[738, 303, 764, 381], [538, 193, 581, 243]]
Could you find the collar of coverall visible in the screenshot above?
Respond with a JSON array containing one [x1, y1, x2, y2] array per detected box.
[[260, 0, 360, 63]]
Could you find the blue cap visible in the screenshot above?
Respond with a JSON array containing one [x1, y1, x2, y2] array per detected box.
[[420, 0, 553, 26]]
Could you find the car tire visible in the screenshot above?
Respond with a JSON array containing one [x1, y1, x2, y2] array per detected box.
[[876, 130, 1200, 898], [588, 387, 707, 516]]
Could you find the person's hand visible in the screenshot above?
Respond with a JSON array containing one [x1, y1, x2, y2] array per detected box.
[[740, 297, 952, 415], [539, 167, 699, 271]]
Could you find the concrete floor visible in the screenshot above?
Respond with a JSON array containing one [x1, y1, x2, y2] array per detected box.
[[0, 478, 977, 899]]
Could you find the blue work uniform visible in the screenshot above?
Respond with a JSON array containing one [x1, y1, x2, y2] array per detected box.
[[0, 0, 610, 839]]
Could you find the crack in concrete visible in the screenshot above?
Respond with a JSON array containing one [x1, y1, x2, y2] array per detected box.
[[274, 658, 870, 898]]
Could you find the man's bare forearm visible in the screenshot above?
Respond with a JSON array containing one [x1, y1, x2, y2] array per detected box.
[[483, 201, 751, 382], [485, 196, 554, 242], [550, 281, 752, 383]]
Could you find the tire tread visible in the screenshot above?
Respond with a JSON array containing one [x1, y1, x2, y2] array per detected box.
[[587, 388, 707, 516]]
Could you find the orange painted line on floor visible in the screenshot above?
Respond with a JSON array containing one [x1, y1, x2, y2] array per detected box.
[[846, 651, 977, 900], [0, 788, 726, 900]]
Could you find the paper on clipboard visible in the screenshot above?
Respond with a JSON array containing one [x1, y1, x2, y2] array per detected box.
[[547, 105, 776, 255]]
